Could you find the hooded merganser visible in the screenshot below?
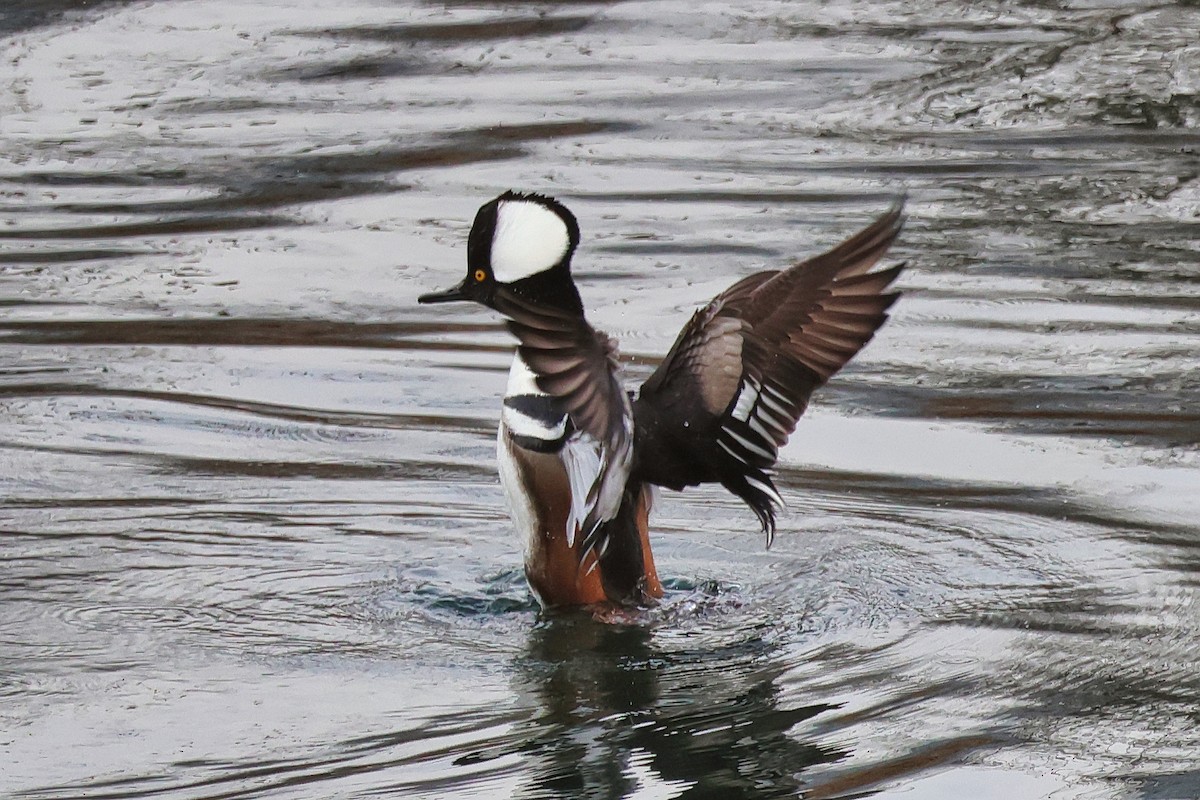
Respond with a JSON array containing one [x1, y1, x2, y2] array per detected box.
[[419, 191, 905, 609]]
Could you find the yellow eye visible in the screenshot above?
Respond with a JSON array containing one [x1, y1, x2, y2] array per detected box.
[[474, 269, 486, 282]]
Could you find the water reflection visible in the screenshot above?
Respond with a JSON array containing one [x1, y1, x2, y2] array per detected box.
[[512, 613, 840, 798]]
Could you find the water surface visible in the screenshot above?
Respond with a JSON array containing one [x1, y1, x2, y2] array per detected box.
[[2, 1, 1199, 797]]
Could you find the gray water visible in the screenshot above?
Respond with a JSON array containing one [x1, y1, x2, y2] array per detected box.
[[2, 1, 1199, 798]]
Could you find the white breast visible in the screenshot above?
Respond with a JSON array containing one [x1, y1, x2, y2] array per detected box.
[[496, 423, 539, 567], [505, 351, 542, 396], [497, 353, 631, 558], [501, 356, 568, 443]]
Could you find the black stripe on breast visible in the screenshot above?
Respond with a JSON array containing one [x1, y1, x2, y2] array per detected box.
[[503, 393, 570, 426], [509, 431, 569, 453], [504, 393, 574, 453]]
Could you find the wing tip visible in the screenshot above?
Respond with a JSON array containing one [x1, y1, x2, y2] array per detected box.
[[725, 471, 785, 548], [756, 502, 779, 549]]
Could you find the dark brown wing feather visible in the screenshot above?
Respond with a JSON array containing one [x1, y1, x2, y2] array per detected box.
[[492, 287, 628, 448], [633, 202, 906, 540], [492, 286, 634, 559]]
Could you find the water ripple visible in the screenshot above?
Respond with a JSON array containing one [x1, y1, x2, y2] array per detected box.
[[3, 0, 1198, 797]]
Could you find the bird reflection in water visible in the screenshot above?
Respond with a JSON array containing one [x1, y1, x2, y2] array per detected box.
[[504, 611, 844, 798]]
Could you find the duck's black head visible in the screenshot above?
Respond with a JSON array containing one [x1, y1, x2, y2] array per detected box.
[[418, 191, 583, 314]]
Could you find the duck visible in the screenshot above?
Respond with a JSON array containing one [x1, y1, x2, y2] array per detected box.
[[419, 191, 904, 609]]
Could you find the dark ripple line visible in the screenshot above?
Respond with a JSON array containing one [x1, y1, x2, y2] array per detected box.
[[4, 424, 498, 499], [0, 248, 155, 264], [803, 734, 999, 800], [290, 14, 594, 44], [915, 286, 1200, 312], [1, 122, 636, 234], [582, 189, 902, 204], [0, 318, 498, 347], [909, 128, 1200, 150], [0, 0, 135, 37], [0, 382, 496, 434], [0, 437, 496, 482], [0, 317, 670, 367], [917, 315, 1198, 336], [152, 456, 495, 482], [772, 465, 1197, 539], [0, 214, 289, 241], [0, 169, 188, 188], [13, 707, 531, 800]]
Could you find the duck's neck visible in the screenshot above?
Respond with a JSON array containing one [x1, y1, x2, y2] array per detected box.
[[505, 262, 584, 316]]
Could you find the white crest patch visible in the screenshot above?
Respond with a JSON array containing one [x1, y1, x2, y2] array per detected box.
[[490, 199, 571, 283]]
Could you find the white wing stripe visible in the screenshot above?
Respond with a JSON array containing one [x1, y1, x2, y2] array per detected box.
[[718, 439, 748, 465], [730, 379, 760, 422], [761, 382, 791, 409], [747, 415, 775, 445], [745, 475, 785, 509], [755, 407, 790, 437], [723, 427, 774, 461], [757, 389, 791, 422]]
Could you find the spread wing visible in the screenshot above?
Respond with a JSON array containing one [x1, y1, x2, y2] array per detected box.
[[492, 286, 633, 558], [632, 201, 906, 542]]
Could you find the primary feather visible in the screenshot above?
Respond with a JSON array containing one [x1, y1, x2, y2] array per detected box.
[[632, 202, 906, 541]]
